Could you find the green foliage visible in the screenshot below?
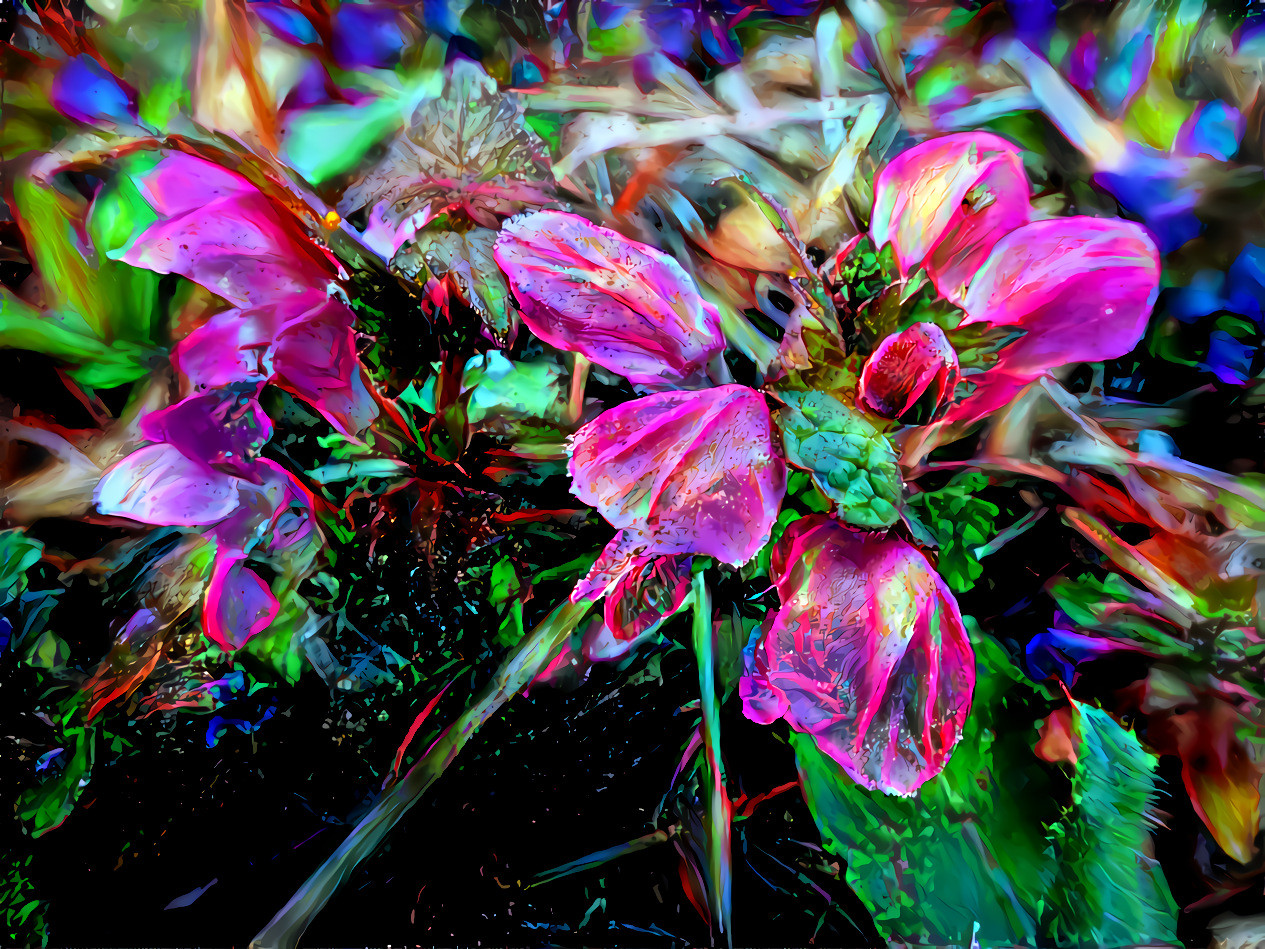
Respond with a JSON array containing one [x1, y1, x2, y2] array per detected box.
[[907, 472, 999, 592], [793, 633, 1056, 946], [1045, 705, 1179, 947], [794, 632, 1180, 947], [0, 854, 48, 948], [5, 173, 162, 387], [775, 390, 901, 529], [18, 703, 96, 838]]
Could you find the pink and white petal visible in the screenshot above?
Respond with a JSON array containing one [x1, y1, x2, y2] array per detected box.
[[871, 132, 1030, 300], [95, 443, 241, 527]]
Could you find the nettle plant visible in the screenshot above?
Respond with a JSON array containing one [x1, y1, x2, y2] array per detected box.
[[4, 4, 1265, 947]]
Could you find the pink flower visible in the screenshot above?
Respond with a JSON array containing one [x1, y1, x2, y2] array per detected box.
[[741, 515, 975, 796], [858, 322, 960, 423], [494, 211, 725, 387], [870, 132, 1031, 303], [568, 385, 786, 568], [869, 135, 1162, 433], [203, 552, 279, 652], [94, 393, 313, 651], [97, 152, 375, 434]]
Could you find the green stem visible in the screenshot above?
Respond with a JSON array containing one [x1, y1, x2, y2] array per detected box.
[[250, 598, 592, 949], [691, 574, 732, 947]]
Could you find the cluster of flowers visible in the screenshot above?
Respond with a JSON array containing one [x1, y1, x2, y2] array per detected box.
[[6, 0, 1265, 944]]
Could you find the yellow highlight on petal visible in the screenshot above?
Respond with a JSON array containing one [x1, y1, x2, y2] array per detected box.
[[322, 210, 341, 229]]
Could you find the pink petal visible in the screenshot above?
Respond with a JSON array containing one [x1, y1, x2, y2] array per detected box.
[[960, 216, 1161, 377], [271, 299, 377, 434], [871, 132, 1031, 302], [603, 554, 692, 643], [141, 393, 272, 474], [742, 515, 975, 796], [210, 459, 315, 552], [95, 443, 241, 527], [172, 307, 283, 389], [203, 552, 279, 651], [116, 153, 340, 308], [568, 385, 786, 566], [495, 211, 725, 387], [858, 322, 960, 422]]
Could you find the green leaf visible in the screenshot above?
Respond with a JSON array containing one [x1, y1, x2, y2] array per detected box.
[[460, 351, 571, 428], [907, 472, 1000, 593], [775, 390, 901, 529], [1045, 705, 1179, 946], [18, 724, 95, 837], [0, 531, 43, 607], [793, 633, 1057, 946], [16, 175, 159, 345]]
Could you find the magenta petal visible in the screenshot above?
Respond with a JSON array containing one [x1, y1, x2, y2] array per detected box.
[[495, 211, 726, 387], [859, 322, 960, 422], [741, 515, 975, 796], [95, 443, 241, 527], [568, 385, 786, 566], [172, 308, 282, 389], [932, 369, 1033, 432], [203, 552, 279, 651], [871, 132, 1031, 302], [141, 393, 272, 473], [271, 300, 377, 434], [117, 153, 340, 307], [960, 216, 1161, 376]]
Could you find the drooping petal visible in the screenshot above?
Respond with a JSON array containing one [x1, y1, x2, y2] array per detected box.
[[742, 514, 975, 796], [95, 443, 241, 527], [141, 392, 273, 474], [202, 552, 279, 651], [871, 132, 1031, 302], [960, 217, 1161, 377], [568, 385, 786, 566], [171, 306, 283, 389], [495, 211, 726, 387], [859, 322, 960, 423], [102, 152, 341, 308], [603, 555, 692, 645]]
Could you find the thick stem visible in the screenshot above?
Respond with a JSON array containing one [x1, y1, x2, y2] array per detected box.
[[250, 598, 592, 949], [691, 574, 732, 947]]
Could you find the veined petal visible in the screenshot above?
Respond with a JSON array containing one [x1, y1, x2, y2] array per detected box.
[[743, 515, 975, 795], [961, 217, 1161, 377], [495, 211, 725, 387], [568, 385, 786, 566]]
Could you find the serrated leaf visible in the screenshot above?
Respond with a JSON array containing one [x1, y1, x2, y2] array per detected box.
[[775, 389, 901, 528], [398, 228, 516, 343]]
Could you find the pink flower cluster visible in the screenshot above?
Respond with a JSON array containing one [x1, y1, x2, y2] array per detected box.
[[93, 153, 375, 650], [865, 132, 1162, 428]]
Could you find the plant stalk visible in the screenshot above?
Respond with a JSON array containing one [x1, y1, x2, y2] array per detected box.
[[691, 574, 733, 947]]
